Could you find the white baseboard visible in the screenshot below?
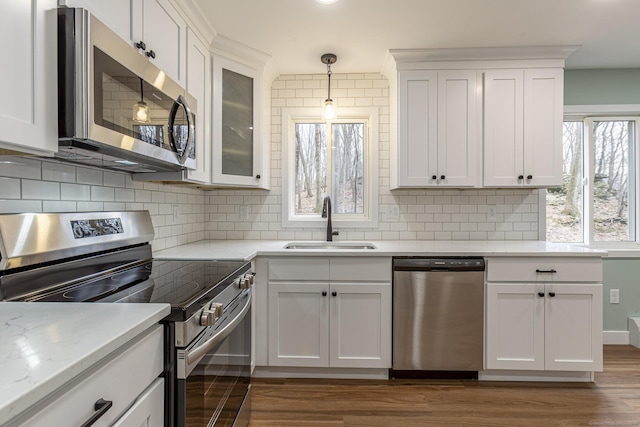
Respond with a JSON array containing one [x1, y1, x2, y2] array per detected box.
[[603, 330, 629, 345]]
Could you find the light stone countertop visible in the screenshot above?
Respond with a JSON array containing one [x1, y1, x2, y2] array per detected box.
[[0, 302, 170, 425], [153, 240, 607, 261]]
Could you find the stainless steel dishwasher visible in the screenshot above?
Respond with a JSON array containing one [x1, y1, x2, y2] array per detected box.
[[392, 257, 485, 377]]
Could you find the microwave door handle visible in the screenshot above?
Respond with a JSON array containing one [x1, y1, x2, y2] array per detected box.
[[182, 291, 252, 377], [168, 95, 193, 166]]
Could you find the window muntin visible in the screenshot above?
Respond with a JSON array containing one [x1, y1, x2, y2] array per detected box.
[[546, 116, 638, 244]]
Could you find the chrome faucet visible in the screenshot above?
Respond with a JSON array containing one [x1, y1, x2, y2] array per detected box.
[[321, 196, 339, 242]]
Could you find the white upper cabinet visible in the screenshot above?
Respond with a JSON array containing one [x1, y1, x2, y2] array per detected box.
[[395, 70, 480, 188], [0, 0, 58, 155], [61, 0, 187, 86], [212, 55, 265, 187], [183, 29, 212, 184], [484, 68, 563, 187]]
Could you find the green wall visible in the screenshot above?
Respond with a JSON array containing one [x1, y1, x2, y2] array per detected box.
[[603, 258, 640, 331], [563, 69, 640, 332], [564, 69, 640, 105]]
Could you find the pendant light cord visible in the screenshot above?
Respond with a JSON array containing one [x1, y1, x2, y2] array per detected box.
[[139, 78, 144, 102], [326, 62, 332, 100]]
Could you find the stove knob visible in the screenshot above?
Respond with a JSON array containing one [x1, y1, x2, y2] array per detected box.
[[244, 273, 255, 285], [239, 278, 251, 289], [199, 309, 216, 326], [210, 302, 224, 318]]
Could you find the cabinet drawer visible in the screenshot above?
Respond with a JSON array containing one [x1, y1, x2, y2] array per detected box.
[[268, 258, 330, 280], [486, 257, 603, 283], [21, 326, 164, 427], [330, 257, 392, 281]]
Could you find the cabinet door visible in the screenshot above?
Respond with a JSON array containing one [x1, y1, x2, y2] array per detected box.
[[184, 29, 212, 184], [60, 0, 136, 44], [523, 68, 564, 187], [329, 282, 391, 368], [137, 0, 186, 85], [397, 70, 438, 186], [268, 282, 329, 367], [212, 56, 263, 187], [0, 0, 57, 155], [112, 378, 164, 427], [545, 283, 603, 371], [437, 70, 480, 187], [486, 283, 545, 370], [483, 69, 524, 187]]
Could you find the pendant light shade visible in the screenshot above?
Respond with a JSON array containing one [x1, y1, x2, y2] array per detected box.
[[321, 53, 337, 120], [132, 78, 151, 123]]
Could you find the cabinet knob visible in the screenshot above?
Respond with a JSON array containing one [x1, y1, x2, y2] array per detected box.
[[440, 175, 445, 180], [432, 175, 437, 180], [548, 292, 556, 297], [537, 292, 545, 298], [527, 175, 533, 180], [256, 174, 261, 179], [146, 50, 156, 59], [518, 175, 524, 180], [135, 41, 146, 51], [322, 291, 327, 297], [332, 291, 337, 297]]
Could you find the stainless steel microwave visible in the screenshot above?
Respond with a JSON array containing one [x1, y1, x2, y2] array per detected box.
[[57, 8, 196, 173]]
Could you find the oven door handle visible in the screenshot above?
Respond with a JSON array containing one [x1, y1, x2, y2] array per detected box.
[[184, 291, 252, 372]]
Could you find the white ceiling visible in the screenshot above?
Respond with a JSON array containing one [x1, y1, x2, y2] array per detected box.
[[193, 0, 640, 75]]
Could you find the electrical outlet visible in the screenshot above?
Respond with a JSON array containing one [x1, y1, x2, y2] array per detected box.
[[386, 205, 400, 220], [172, 204, 180, 222], [610, 289, 620, 304], [239, 205, 249, 221], [488, 205, 497, 221]]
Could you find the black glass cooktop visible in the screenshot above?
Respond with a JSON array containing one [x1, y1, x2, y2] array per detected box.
[[32, 259, 250, 320]]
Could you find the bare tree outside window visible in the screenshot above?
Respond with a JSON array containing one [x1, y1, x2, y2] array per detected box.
[[294, 121, 365, 216], [546, 122, 584, 242], [546, 119, 635, 243]]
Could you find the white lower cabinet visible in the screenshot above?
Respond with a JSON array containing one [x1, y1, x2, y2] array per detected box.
[[485, 257, 603, 374], [268, 281, 391, 368], [18, 325, 164, 427], [263, 257, 392, 370]]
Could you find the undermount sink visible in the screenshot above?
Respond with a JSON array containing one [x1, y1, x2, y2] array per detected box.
[[283, 241, 377, 250]]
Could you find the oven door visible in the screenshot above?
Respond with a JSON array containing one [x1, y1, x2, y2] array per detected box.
[[176, 290, 251, 427]]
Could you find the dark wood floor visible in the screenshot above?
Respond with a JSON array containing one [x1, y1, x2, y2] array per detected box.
[[249, 345, 640, 426]]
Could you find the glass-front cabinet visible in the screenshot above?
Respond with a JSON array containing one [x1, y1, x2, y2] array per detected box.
[[212, 55, 264, 187]]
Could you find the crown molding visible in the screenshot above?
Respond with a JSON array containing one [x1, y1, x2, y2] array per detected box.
[[389, 45, 580, 64]]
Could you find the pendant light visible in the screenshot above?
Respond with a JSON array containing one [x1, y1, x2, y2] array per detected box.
[[321, 53, 337, 120], [132, 77, 150, 123]]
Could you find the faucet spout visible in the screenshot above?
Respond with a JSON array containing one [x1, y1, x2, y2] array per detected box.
[[321, 196, 339, 242]]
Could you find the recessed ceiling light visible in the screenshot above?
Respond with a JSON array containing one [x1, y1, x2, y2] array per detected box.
[[316, 0, 338, 4]]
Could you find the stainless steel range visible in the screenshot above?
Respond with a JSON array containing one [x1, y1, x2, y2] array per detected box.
[[0, 211, 252, 427]]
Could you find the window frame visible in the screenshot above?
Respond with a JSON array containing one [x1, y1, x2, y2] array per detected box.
[[281, 107, 379, 229], [543, 104, 640, 248]]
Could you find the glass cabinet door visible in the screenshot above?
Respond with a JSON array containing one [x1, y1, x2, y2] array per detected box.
[[212, 55, 263, 187], [221, 69, 254, 177]]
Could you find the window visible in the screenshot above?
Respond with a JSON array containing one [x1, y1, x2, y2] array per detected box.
[[282, 108, 378, 228], [546, 115, 638, 244]]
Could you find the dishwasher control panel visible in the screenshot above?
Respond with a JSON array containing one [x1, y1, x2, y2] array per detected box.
[[393, 257, 485, 271]]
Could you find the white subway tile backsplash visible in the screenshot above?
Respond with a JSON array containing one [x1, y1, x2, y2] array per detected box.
[[0, 199, 42, 213], [0, 157, 42, 180], [77, 167, 103, 185], [22, 180, 60, 200], [42, 162, 76, 183], [0, 178, 21, 199]]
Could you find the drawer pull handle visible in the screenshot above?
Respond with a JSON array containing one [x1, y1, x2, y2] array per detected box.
[[80, 398, 113, 427], [535, 269, 557, 274], [548, 292, 556, 297], [537, 292, 545, 297]]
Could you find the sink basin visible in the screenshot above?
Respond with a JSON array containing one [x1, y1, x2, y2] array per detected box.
[[283, 242, 377, 250]]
